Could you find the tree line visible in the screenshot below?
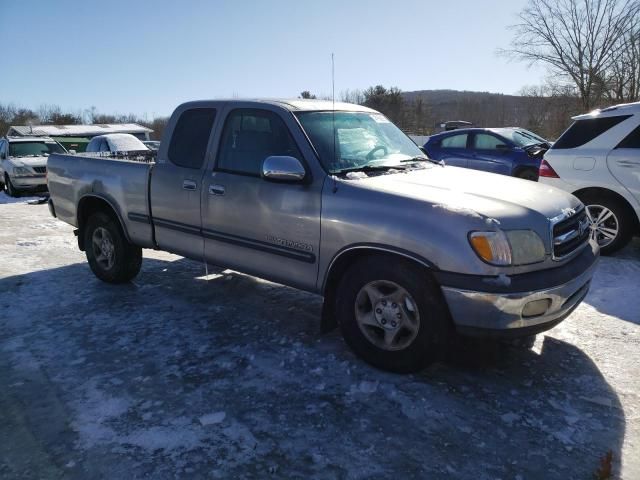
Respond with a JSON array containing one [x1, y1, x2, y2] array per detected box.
[[0, 104, 168, 140]]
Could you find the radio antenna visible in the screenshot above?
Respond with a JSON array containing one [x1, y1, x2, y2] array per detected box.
[[331, 53, 338, 193]]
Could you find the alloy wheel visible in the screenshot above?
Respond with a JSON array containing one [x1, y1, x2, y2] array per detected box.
[[92, 227, 116, 270], [354, 280, 420, 351], [585, 204, 619, 248]]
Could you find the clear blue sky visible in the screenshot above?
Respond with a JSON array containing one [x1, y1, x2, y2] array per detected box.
[[1, 0, 545, 118]]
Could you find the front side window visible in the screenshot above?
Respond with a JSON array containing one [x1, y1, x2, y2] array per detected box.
[[217, 109, 302, 176], [295, 111, 423, 173], [168, 108, 217, 169], [441, 134, 468, 149], [473, 133, 508, 150], [553, 115, 632, 149], [9, 141, 66, 157], [616, 124, 640, 149]]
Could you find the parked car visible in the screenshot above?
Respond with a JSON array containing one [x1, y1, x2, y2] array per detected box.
[[539, 101, 640, 254], [0, 136, 66, 196], [85, 133, 149, 153], [143, 140, 161, 151], [47, 99, 598, 373], [423, 127, 550, 180]]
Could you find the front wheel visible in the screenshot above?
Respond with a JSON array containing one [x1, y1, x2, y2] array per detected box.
[[335, 256, 450, 373], [84, 212, 142, 283], [4, 174, 20, 197]]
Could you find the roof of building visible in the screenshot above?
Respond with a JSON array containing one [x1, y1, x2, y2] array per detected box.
[[4, 136, 58, 143], [7, 123, 153, 137]]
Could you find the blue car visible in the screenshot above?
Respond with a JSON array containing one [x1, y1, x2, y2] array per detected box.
[[423, 128, 550, 180]]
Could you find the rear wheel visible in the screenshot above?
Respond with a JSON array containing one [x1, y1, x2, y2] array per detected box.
[[576, 192, 634, 255], [84, 212, 142, 283], [335, 256, 450, 373], [4, 174, 20, 197]]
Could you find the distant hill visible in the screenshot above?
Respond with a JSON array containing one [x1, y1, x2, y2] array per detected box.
[[399, 89, 580, 138]]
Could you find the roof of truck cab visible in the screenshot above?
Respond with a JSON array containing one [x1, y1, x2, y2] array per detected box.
[[573, 101, 640, 120], [185, 99, 377, 113]]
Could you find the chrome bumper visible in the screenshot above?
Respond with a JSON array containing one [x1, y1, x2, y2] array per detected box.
[[441, 257, 598, 335]]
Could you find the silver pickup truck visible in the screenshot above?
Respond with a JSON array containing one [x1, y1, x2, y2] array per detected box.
[[47, 99, 598, 372]]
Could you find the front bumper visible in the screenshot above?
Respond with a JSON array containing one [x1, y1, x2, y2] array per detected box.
[[438, 242, 599, 337], [13, 175, 47, 190]]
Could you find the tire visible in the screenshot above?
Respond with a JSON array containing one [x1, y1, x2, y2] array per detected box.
[[84, 212, 142, 283], [516, 169, 538, 181], [335, 256, 450, 373], [576, 192, 635, 255], [5, 174, 20, 197]]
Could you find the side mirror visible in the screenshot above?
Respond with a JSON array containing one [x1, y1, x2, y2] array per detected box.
[[68, 150, 76, 155], [262, 156, 306, 182], [496, 144, 510, 150]]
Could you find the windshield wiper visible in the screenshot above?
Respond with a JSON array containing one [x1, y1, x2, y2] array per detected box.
[[333, 164, 409, 175], [400, 156, 442, 165], [401, 156, 445, 166]]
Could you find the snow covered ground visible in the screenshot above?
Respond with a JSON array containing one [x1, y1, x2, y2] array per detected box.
[[1, 193, 639, 479]]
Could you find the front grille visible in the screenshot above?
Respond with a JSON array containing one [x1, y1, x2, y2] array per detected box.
[[33, 166, 47, 174], [553, 208, 590, 259]]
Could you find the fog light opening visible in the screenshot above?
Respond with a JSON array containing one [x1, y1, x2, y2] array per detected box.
[[522, 298, 551, 318]]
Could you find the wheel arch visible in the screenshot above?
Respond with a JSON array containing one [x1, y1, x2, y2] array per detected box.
[[320, 245, 439, 333], [572, 186, 640, 230], [77, 194, 131, 251]]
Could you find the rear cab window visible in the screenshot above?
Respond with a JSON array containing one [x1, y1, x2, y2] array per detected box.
[[168, 108, 217, 169], [552, 115, 632, 149]]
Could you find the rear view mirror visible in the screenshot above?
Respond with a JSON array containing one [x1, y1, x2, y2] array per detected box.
[[262, 156, 306, 182]]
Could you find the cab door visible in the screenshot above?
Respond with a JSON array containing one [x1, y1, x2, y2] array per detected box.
[[201, 107, 322, 291], [149, 107, 218, 260], [434, 132, 471, 168], [607, 124, 640, 203]]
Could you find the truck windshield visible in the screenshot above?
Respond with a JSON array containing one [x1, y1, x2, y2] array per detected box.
[[9, 141, 66, 157], [296, 111, 424, 173]]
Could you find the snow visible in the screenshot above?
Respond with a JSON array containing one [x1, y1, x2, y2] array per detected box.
[[1, 199, 639, 479]]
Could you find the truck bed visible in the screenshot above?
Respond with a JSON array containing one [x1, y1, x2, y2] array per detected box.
[[47, 152, 156, 248]]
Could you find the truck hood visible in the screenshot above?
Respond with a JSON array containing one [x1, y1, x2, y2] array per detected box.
[[345, 165, 581, 223], [9, 156, 48, 168]]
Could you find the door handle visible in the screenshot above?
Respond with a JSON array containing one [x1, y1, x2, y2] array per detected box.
[[182, 180, 197, 191], [209, 184, 225, 195]]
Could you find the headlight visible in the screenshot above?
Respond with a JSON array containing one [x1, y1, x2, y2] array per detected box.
[[13, 167, 32, 177], [469, 230, 546, 266]]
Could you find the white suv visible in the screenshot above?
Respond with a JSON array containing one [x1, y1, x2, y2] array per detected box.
[[0, 136, 67, 197], [539, 102, 640, 254]]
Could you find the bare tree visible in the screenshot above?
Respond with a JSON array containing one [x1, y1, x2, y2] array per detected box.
[[606, 17, 640, 102], [502, 0, 640, 110]]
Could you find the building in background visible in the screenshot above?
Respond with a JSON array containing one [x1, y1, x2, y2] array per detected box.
[[6, 123, 153, 152]]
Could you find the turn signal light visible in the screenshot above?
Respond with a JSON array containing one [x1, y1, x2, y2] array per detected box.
[[539, 159, 559, 178]]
